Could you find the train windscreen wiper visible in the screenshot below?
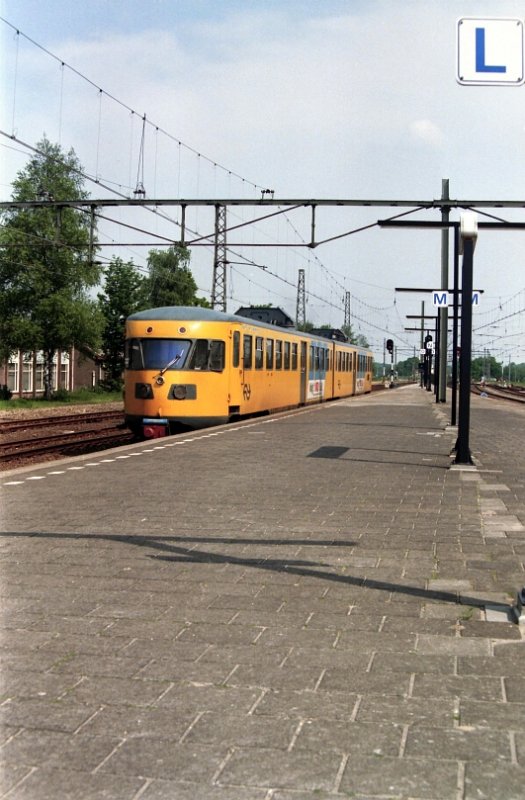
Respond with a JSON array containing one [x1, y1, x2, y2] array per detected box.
[[158, 353, 182, 375]]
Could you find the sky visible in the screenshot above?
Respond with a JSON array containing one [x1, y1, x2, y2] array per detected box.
[[1, 0, 525, 367]]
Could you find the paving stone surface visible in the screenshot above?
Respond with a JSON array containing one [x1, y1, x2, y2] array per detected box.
[[1, 384, 524, 798]]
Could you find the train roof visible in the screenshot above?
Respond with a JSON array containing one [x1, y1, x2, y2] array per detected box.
[[127, 306, 372, 353], [129, 306, 246, 324]]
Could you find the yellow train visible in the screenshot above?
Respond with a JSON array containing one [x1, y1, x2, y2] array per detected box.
[[124, 306, 373, 438]]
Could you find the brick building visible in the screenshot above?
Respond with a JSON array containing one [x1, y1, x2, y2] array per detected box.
[[1, 348, 104, 398]]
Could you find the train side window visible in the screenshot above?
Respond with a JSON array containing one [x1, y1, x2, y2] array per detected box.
[[284, 341, 290, 370], [255, 337, 264, 369], [232, 331, 240, 367], [291, 342, 298, 370], [188, 339, 209, 370], [209, 340, 225, 371], [336, 352, 341, 372], [266, 339, 274, 369], [275, 340, 282, 369], [243, 335, 252, 369]]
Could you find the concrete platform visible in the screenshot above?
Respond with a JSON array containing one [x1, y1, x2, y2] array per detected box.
[[1, 384, 524, 799]]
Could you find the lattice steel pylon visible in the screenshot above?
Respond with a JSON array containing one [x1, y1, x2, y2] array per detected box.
[[344, 291, 351, 328], [211, 205, 227, 312], [296, 268, 306, 328]]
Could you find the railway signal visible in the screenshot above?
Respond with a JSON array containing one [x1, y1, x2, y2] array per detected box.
[[385, 338, 395, 387]]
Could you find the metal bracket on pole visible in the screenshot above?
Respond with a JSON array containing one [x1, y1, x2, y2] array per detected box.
[[180, 204, 186, 247], [88, 205, 96, 264], [309, 204, 316, 248]]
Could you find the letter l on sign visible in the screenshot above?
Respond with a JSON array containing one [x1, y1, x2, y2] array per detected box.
[[457, 18, 524, 85]]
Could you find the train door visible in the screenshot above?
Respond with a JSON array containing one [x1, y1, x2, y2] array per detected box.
[[228, 329, 244, 415], [330, 343, 336, 398], [352, 352, 357, 395], [241, 333, 254, 409], [300, 341, 307, 403]]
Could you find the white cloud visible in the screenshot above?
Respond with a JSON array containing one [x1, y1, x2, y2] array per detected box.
[[409, 119, 445, 147]]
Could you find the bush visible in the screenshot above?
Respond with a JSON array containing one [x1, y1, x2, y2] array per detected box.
[[0, 384, 13, 400], [50, 388, 71, 402]]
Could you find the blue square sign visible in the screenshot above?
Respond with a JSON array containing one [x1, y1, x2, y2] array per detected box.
[[457, 17, 524, 85]]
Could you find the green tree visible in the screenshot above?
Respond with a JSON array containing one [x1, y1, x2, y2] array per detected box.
[[0, 136, 103, 398], [353, 333, 370, 348], [341, 323, 353, 341], [140, 245, 208, 308], [506, 361, 525, 383], [296, 320, 314, 332], [395, 356, 420, 378], [341, 323, 369, 348], [471, 355, 500, 381], [98, 257, 145, 391]]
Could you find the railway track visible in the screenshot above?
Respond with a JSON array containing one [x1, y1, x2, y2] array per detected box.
[[472, 383, 525, 403], [0, 409, 124, 433], [0, 409, 134, 470]]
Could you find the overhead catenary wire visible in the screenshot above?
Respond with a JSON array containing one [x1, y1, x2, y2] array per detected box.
[[0, 131, 416, 336], [0, 16, 267, 196], [0, 17, 440, 345]]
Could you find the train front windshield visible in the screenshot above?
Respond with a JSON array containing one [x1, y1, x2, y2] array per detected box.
[[126, 339, 190, 370]]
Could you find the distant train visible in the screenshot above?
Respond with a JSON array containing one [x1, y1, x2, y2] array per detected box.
[[124, 306, 373, 438]]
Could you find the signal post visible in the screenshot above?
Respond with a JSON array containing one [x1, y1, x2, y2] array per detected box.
[[386, 338, 394, 387]]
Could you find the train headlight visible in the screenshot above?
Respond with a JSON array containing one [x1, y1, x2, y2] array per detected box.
[[168, 384, 196, 400], [135, 383, 153, 399]]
